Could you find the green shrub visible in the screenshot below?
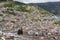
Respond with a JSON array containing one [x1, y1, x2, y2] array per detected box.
[[0, 16, 3, 22], [32, 19, 38, 22], [0, 14, 3, 16], [38, 7, 49, 14], [54, 21, 60, 25], [6, 8, 16, 15], [15, 5, 31, 12], [3, 2, 16, 7], [1, 2, 31, 13]]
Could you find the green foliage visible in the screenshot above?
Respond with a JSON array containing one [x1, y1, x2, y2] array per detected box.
[[6, 8, 16, 15], [2, 2, 31, 13], [3, 2, 15, 7], [38, 7, 49, 14], [14, 5, 31, 12], [25, 14, 29, 18], [32, 18, 41, 22], [0, 14, 3, 16], [0, 2, 31, 15], [15, 5, 26, 11], [54, 21, 60, 25], [0, 16, 3, 22]]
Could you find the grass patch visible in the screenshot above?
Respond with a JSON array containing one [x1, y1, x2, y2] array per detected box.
[[0, 14, 3, 16], [6, 8, 16, 15], [32, 18, 41, 22], [14, 5, 31, 12], [38, 7, 49, 14], [54, 21, 60, 25], [0, 16, 3, 22], [2, 2, 16, 7], [1, 2, 31, 13]]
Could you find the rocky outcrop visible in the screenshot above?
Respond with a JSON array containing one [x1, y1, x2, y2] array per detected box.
[[0, 2, 60, 40]]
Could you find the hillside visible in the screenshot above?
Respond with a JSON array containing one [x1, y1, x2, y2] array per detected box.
[[30, 2, 60, 17], [0, 1, 60, 40]]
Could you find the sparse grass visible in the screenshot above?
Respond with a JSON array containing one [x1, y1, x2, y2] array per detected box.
[[54, 21, 60, 25], [14, 5, 31, 12], [38, 7, 49, 14], [0, 14, 3, 16], [0, 2, 32, 16], [31, 18, 41, 22], [0, 16, 3, 22], [1, 2, 31, 13], [0, 14, 3, 21], [5, 8, 17, 15], [0, 2, 16, 8], [25, 14, 29, 18]]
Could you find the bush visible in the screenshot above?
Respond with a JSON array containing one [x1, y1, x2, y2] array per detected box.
[[6, 8, 16, 15], [0, 14, 3, 16], [54, 21, 60, 25], [3, 2, 16, 7], [15, 5, 31, 12]]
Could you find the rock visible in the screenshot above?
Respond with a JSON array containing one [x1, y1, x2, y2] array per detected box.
[[39, 32, 44, 36], [34, 32, 39, 36], [48, 32, 52, 35], [0, 31, 2, 35], [28, 30, 34, 36], [41, 37, 49, 40]]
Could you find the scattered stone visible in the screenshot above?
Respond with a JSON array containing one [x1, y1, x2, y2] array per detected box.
[[28, 30, 34, 36], [41, 37, 49, 40], [48, 32, 52, 35], [0, 2, 60, 40]]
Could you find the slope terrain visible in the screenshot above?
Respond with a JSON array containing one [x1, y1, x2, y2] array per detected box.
[[0, 1, 60, 40], [31, 2, 60, 16]]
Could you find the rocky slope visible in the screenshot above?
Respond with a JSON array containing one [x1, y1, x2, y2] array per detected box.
[[30, 2, 60, 20], [0, 1, 60, 40]]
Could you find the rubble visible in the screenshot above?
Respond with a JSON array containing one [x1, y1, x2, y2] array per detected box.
[[0, 2, 60, 40]]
